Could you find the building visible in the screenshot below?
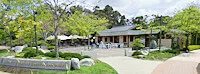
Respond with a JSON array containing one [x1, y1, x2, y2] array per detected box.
[[96, 25, 160, 47]]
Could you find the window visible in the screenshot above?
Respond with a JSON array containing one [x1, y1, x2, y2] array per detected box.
[[110, 37, 113, 42], [105, 37, 107, 42], [123, 36, 126, 42], [114, 36, 119, 43], [130, 36, 134, 42]]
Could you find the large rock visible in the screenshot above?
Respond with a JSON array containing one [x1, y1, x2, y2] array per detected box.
[[80, 58, 95, 66], [71, 58, 80, 70], [150, 40, 157, 49], [14, 46, 25, 53]]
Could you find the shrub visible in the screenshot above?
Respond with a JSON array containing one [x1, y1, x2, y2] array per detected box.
[[83, 55, 91, 58], [61, 53, 83, 60], [44, 52, 63, 58], [22, 47, 44, 55], [131, 38, 145, 50], [15, 53, 24, 58], [188, 45, 200, 51], [45, 52, 56, 58], [24, 51, 37, 58], [163, 49, 180, 54], [64, 57, 71, 60], [48, 46, 55, 50], [132, 50, 143, 56], [38, 40, 49, 46]]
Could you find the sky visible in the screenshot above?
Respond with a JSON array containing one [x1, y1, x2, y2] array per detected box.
[[74, 0, 200, 19]]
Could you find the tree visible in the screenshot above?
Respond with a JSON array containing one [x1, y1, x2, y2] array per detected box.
[[93, 5, 125, 28], [43, 0, 75, 58], [168, 6, 200, 52], [131, 38, 145, 50], [65, 11, 108, 49], [132, 15, 148, 29]]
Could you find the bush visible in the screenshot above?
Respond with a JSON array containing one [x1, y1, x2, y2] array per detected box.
[[38, 40, 49, 46], [44, 52, 63, 58], [22, 47, 44, 55], [131, 38, 145, 50], [83, 55, 91, 58], [188, 45, 200, 51], [61, 53, 83, 60], [48, 46, 55, 50], [163, 49, 180, 54], [45, 52, 56, 58], [132, 50, 143, 56], [24, 51, 37, 58]]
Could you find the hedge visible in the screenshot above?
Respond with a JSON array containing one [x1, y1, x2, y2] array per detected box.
[[188, 45, 200, 51]]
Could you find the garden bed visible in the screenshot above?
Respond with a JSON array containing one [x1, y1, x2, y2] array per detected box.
[[0, 60, 117, 74], [143, 50, 180, 61]]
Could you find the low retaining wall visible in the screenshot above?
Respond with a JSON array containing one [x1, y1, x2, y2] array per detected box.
[[0, 57, 71, 71]]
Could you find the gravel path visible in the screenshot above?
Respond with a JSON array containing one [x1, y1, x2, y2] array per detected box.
[[98, 56, 163, 74]]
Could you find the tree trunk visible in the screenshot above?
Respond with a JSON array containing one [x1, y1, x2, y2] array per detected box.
[[195, 33, 198, 45], [148, 28, 152, 56], [88, 35, 90, 50], [185, 34, 189, 53], [159, 29, 161, 51], [4, 30, 7, 46], [55, 32, 59, 58], [34, 25, 38, 54], [9, 32, 12, 47]]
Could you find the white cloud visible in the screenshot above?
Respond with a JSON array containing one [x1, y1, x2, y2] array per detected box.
[[71, 0, 200, 18]]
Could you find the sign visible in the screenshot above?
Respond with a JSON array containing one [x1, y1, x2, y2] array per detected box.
[[0, 58, 71, 71]]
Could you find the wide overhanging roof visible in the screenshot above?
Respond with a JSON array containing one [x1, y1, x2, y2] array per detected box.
[[98, 25, 160, 36]]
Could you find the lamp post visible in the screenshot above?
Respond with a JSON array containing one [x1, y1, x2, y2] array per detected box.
[[33, 11, 38, 54], [157, 15, 162, 51]]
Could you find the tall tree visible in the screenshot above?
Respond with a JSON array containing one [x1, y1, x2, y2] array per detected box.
[[43, 0, 75, 58], [168, 6, 200, 52], [65, 11, 108, 49], [93, 5, 125, 28]]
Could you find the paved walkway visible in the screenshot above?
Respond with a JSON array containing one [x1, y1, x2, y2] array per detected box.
[[98, 56, 163, 74], [0, 71, 10, 74], [152, 49, 200, 74]]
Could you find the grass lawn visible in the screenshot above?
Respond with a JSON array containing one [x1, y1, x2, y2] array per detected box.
[[32, 61, 117, 74], [0, 50, 15, 57], [0, 61, 117, 74], [143, 50, 180, 61]]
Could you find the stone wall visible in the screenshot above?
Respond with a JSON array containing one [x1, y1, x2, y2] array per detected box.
[[0, 58, 71, 71]]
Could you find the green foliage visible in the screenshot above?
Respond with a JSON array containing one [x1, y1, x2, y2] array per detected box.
[[169, 6, 200, 34], [188, 45, 200, 51], [131, 38, 145, 50], [0, 50, 15, 57], [143, 50, 180, 60], [38, 40, 49, 46], [44, 52, 57, 58], [66, 11, 108, 36], [47, 46, 55, 50], [82, 55, 91, 58], [94, 5, 124, 28], [23, 51, 37, 58], [162, 49, 180, 54], [68, 62, 118, 74], [60, 52, 83, 60], [22, 47, 44, 55], [132, 50, 143, 56]]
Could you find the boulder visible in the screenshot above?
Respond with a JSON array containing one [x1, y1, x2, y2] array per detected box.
[[80, 58, 95, 66], [14, 46, 25, 53], [71, 58, 80, 70], [150, 40, 157, 49]]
